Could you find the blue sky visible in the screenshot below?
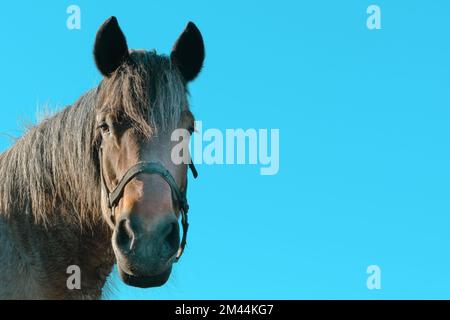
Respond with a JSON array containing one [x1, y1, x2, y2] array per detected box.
[[1, 0, 450, 299]]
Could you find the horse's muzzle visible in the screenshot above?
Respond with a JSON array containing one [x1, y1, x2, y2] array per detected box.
[[112, 214, 180, 288], [118, 265, 173, 288]]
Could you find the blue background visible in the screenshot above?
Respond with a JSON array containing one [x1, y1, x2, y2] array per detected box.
[[0, 0, 449, 299]]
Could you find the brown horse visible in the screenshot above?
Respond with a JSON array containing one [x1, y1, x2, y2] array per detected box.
[[0, 17, 204, 299]]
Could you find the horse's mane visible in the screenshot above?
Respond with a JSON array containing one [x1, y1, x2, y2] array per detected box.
[[0, 51, 188, 227], [99, 50, 188, 138], [0, 89, 101, 226]]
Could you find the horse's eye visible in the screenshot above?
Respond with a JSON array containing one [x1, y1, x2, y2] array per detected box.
[[97, 122, 110, 133]]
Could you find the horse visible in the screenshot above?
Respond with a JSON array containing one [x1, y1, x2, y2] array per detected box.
[[0, 16, 204, 299]]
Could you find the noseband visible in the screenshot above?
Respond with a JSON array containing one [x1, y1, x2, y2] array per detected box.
[[99, 147, 198, 262]]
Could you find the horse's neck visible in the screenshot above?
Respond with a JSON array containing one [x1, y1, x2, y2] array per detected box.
[[0, 209, 114, 299], [0, 91, 115, 299]]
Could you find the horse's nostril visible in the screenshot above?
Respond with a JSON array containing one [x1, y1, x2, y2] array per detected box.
[[163, 221, 180, 251], [116, 218, 135, 252]]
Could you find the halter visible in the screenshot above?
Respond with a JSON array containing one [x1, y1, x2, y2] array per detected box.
[[99, 147, 198, 262]]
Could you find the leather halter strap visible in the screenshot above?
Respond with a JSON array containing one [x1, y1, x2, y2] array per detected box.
[[99, 147, 197, 262]]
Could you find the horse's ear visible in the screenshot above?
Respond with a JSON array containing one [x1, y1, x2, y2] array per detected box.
[[171, 22, 205, 82], [94, 16, 129, 77]]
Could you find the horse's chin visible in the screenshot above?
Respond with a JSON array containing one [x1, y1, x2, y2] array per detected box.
[[118, 265, 172, 288]]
